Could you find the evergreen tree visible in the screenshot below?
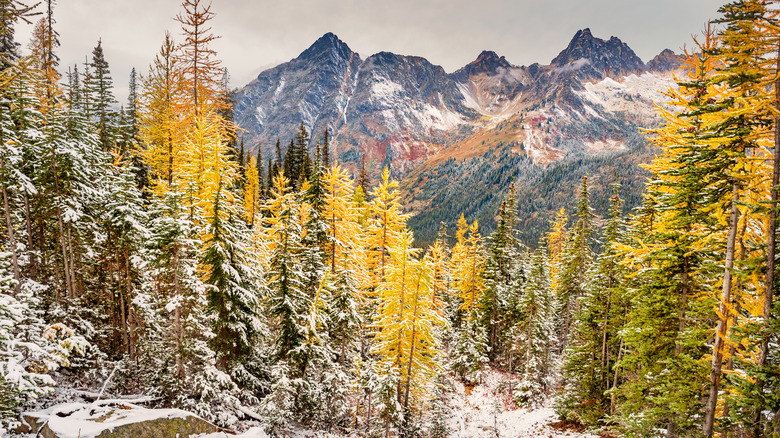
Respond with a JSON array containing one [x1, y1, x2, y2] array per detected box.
[[357, 152, 370, 195], [87, 39, 117, 152], [203, 174, 260, 365], [557, 176, 595, 351], [481, 188, 518, 361], [515, 248, 554, 408], [265, 173, 310, 372], [321, 127, 330, 168], [0, 0, 36, 72], [557, 184, 626, 424], [616, 33, 724, 436]]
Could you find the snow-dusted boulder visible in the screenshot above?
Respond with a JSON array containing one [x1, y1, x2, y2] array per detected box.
[[18, 401, 218, 438]]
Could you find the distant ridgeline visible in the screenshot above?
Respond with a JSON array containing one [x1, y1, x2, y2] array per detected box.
[[233, 28, 682, 246]]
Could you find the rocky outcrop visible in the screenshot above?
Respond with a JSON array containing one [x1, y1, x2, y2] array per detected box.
[[549, 28, 646, 79], [647, 48, 684, 73], [19, 402, 218, 438]]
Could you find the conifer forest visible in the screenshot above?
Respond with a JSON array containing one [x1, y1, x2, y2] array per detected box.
[[1, 0, 780, 437]]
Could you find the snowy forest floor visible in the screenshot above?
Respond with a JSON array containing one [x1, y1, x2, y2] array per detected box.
[[443, 370, 598, 438], [200, 369, 599, 438], [9, 369, 599, 438]]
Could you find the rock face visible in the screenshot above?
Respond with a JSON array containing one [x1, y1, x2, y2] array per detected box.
[[20, 402, 218, 438]]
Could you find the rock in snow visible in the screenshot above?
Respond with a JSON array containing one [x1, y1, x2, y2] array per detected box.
[[17, 401, 217, 438]]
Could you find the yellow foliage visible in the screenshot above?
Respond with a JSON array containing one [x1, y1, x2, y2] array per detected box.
[[243, 156, 261, 226]]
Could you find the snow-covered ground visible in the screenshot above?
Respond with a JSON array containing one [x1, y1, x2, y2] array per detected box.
[[199, 369, 597, 438], [446, 370, 597, 438], [10, 369, 596, 438]]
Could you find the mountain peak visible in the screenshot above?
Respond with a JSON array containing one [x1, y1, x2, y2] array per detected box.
[[647, 48, 684, 73], [298, 32, 354, 61], [451, 50, 513, 81], [551, 28, 645, 76], [574, 28, 594, 40]]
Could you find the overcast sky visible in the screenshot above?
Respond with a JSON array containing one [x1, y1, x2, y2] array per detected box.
[[17, 0, 722, 102]]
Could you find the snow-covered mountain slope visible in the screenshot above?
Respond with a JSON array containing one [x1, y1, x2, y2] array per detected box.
[[233, 29, 683, 244]]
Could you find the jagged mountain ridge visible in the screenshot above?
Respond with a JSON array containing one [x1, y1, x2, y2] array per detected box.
[[233, 29, 684, 244], [234, 29, 680, 170]]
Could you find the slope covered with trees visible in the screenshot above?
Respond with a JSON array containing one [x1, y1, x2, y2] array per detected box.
[[1, 1, 780, 438]]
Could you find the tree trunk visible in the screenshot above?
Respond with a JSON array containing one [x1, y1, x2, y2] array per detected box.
[[173, 248, 184, 379], [51, 140, 73, 300], [124, 249, 135, 361], [610, 336, 624, 415], [2, 183, 21, 295], [703, 184, 740, 438], [601, 273, 613, 382], [668, 254, 690, 436], [67, 223, 77, 296], [724, 217, 748, 419], [675, 256, 690, 356], [403, 274, 422, 411], [23, 192, 36, 280]]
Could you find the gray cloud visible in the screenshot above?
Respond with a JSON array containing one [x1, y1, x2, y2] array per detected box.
[[16, 0, 722, 102]]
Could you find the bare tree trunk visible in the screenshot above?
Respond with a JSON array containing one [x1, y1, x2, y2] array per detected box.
[[724, 218, 749, 419], [2, 183, 21, 295], [52, 141, 73, 299], [124, 250, 135, 361], [704, 185, 740, 438], [23, 193, 36, 280], [601, 275, 613, 382], [67, 223, 77, 297], [173, 249, 184, 379], [668, 255, 690, 437], [403, 273, 423, 411], [610, 336, 624, 415]]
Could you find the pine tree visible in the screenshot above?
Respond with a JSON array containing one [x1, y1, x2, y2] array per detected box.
[[0, 0, 36, 72], [321, 127, 330, 168], [202, 174, 259, 365], [557, 176, 594, 351], [102, 160, 148, 359], [515, 248, 554, 408], [357, 153, 370, 195], [87, 39, 116, 152], [0, 252, 87, 428], [616, 31, 724, 436], [481, 188, 518, 361], [265, 173, 310, 373], [558, 184, 627, 424], [255, 146, 264, 200]]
